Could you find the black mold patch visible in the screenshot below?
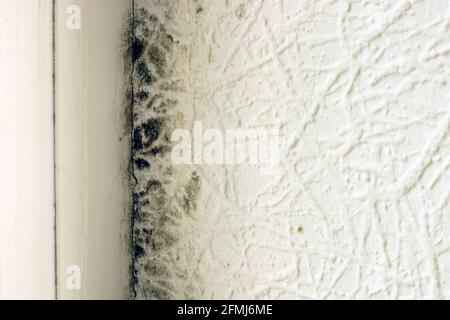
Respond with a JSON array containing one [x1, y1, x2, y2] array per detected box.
[[128, 6, 202, 300], [134, 158, 150, 170], [132, 38, 145, 62], [132, 118, 163, 151], [134, 244, 145, 259], [134, 90, 149, 103], [136, 61, 153, 85]]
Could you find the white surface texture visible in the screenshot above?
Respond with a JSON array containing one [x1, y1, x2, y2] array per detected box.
[[136, 0, 450, 299]]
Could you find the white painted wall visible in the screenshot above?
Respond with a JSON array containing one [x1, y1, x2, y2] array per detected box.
[[144, 0, 450, 299], [0, 0, 55, 300]]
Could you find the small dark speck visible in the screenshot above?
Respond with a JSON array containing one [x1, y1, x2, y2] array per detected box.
[[196, 7, 203, 14], [297, 226, 304, 233]]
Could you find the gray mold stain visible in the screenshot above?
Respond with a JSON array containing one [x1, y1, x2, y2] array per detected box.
[[126, 6, 202, 300]]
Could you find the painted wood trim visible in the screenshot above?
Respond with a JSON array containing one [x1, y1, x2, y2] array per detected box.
[[0, 0, 55, 300]]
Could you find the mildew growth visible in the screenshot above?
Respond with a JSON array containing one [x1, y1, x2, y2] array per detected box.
[[128, 6, 202, 300]]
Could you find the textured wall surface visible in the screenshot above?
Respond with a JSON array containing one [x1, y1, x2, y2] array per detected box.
[[133, 0, 450, 299]]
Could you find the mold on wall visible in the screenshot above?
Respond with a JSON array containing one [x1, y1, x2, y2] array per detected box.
[[128, 0, 450, 300], [129, 3, 203, 299]]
